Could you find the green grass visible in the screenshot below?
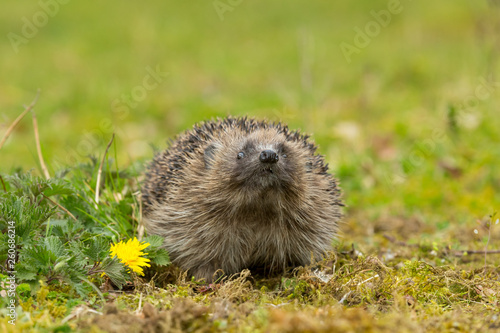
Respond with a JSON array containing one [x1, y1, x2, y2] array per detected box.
[[1, 0, 500, 332]]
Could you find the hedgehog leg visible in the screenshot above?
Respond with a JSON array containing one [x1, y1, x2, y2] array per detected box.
[[189, 262, 224, 284]]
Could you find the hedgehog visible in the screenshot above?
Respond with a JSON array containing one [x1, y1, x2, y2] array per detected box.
[[141, 117, 343, 282]]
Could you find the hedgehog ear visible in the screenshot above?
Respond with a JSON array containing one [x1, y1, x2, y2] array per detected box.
[[204, 143, 218, 169]]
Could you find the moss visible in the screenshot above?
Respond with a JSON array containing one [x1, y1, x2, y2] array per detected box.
[[63, 250, 500, 332]]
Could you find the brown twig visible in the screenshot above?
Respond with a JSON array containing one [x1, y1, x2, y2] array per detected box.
[[32, 107, 50, 180], [0, 90, 40, 150], [383, 234, 419, 248], [95, 134, 115, 208], [451, 249, 500, 256], [42, 193, 78, 222], [384, 234, 500, 256], [0, 175, 6, 192]]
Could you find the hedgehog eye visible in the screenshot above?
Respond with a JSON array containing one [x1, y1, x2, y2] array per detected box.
[[237, 152, 245, 159], [282, 154, 287, 159]]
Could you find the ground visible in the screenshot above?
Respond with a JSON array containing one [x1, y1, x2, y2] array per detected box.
[[1, 0, 500, 332]]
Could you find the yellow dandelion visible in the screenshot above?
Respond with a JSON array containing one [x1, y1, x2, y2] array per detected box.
[[110, 237, 151, 276]]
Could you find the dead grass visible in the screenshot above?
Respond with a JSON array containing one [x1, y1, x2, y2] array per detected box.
[[68, 245, 500, 332]]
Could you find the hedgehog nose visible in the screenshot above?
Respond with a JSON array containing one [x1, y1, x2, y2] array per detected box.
[[259, 150, 279, 164]]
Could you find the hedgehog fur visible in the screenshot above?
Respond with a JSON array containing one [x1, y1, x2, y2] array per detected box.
[[142, 117, 343, 281]]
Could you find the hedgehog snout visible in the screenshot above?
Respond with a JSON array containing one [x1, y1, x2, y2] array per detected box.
[[259, 150, 279, 164]]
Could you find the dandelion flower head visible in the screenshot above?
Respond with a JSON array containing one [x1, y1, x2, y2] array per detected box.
[[110, 237, 151, 276]]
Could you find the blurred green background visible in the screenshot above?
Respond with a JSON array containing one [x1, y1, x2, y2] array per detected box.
[[1, 0, 499, 244]]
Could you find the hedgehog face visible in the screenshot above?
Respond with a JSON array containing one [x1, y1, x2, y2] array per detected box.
[[225, 130, 301, 192]]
